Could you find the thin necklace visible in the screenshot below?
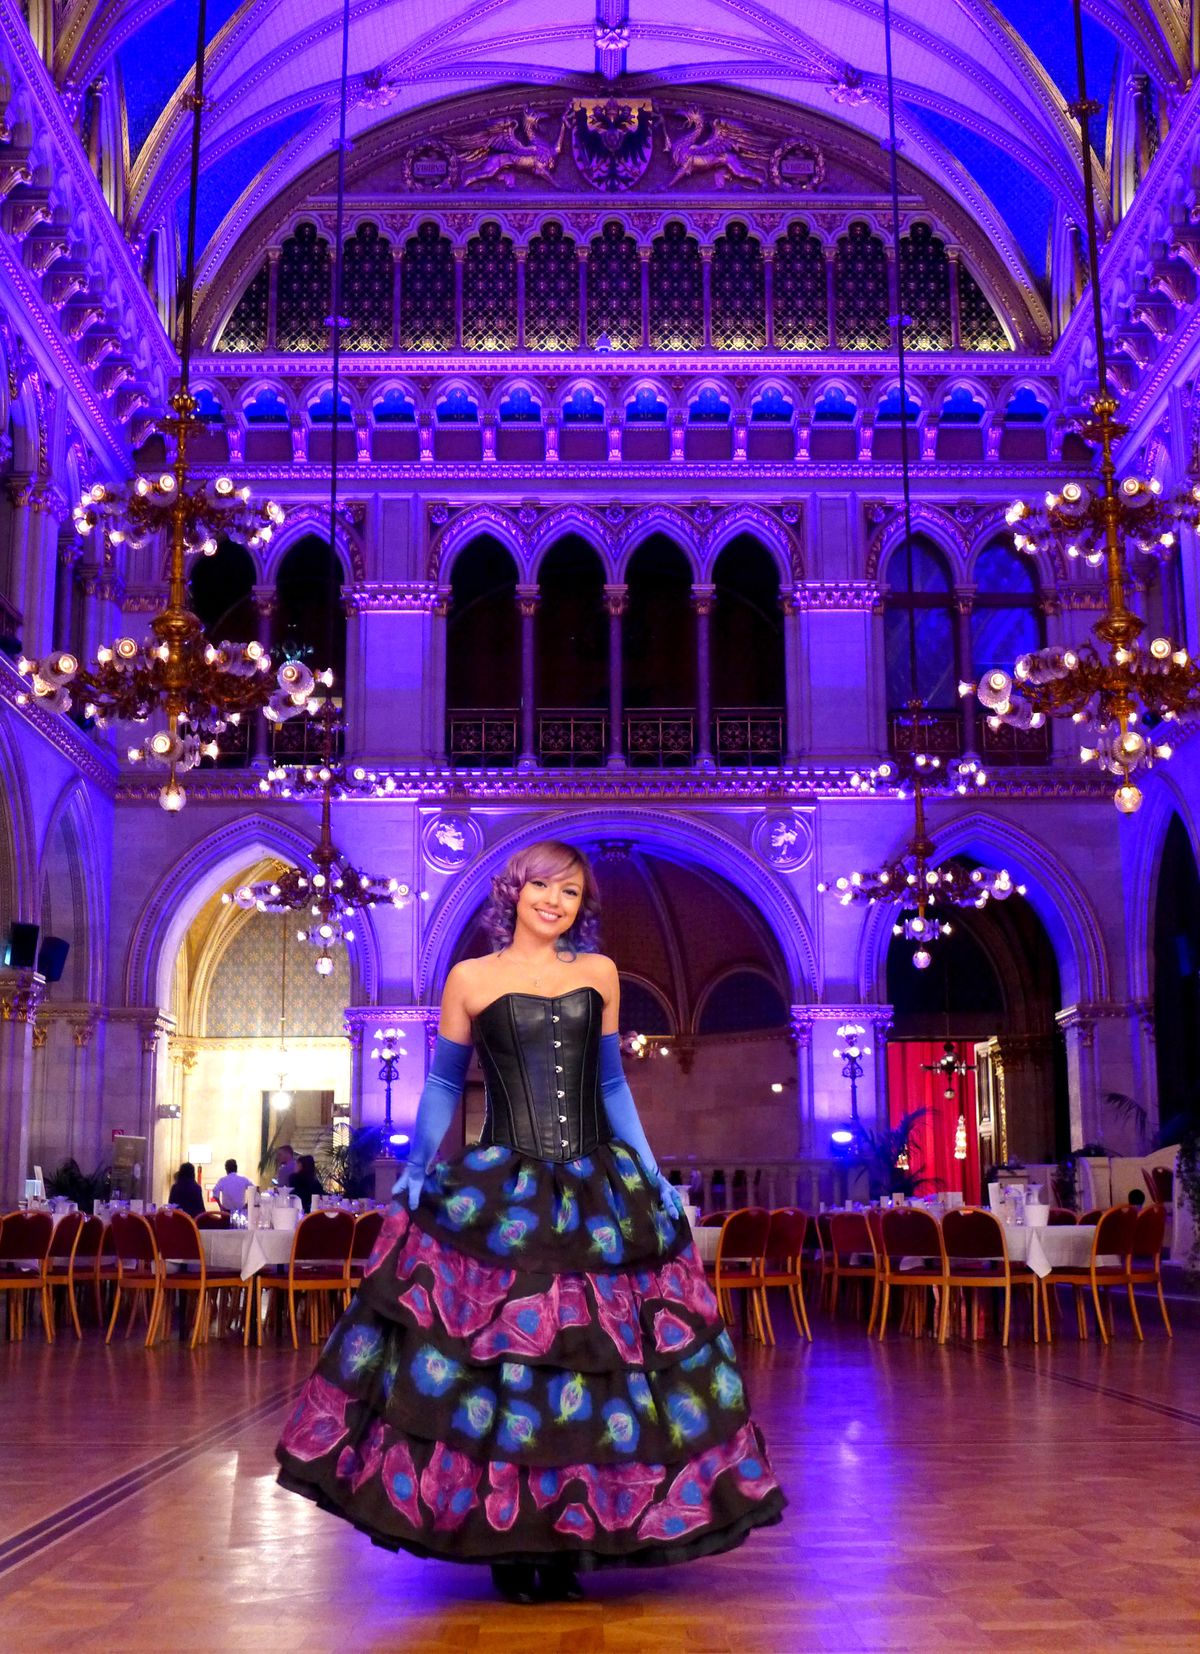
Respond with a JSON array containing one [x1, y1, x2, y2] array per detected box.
[[503, 946, 555, 988]]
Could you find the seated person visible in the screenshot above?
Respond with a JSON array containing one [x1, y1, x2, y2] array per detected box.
[[289, 1155, 325, 1213], [212, 1158, 254, 1213], [168, 1161, 207, 1218]]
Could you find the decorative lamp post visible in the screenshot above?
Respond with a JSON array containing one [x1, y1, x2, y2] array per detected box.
[[370, 1026, 410, 1157], [833, 1023, 869, 1122], [921, 1039, 971, 1161]]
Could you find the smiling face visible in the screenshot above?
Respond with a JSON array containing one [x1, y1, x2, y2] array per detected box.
[[514, 863, 584, 949]]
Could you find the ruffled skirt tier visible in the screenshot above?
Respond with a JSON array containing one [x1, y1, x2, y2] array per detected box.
[[276, 1141, 785, 1568]]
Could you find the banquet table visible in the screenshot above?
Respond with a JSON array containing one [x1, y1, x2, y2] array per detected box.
[[998, 1222, 1114, 1279], [690, 1223, 722, 1265], [198, 1227, 295, 1281]]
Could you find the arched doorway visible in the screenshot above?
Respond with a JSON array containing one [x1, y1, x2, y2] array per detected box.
[[1153, 814, 1200, 1137], [623, 536, 695, 765], [711, 535, 785, 765], [535, 535, 607, 766]]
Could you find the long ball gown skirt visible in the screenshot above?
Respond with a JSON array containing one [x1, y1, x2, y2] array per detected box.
[[276, 1140, 785, 1569]]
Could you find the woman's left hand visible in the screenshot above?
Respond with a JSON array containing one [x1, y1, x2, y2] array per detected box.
[[653, 1169, 685, 1219]]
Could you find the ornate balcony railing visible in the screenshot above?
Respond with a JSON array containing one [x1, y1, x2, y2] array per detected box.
[[448, 709, 518, 767], [888, 708, 962, 759], [538, 708, 608, 767], [625, 708, 696, 767], [887, 706, 1048, 764], [658, 1156, 848, 1213], [714, 708, 784, 766], [979, 718, 1051, 764]]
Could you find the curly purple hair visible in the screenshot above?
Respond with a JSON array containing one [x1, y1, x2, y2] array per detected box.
[[482, 840, 601, 955]]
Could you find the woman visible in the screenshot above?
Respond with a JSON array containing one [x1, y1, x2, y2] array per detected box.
[[277, 841, 784, 1602], [168, 1161, 207, 1219], [289, 1154, 325, 1214]]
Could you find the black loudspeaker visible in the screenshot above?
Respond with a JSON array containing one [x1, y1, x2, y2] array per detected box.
[[37, 935, 70, 983], [5, 922, 40, 969]]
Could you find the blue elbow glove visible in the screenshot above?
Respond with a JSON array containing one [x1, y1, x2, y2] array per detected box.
[[392, 1035, 472, 1210], [599, 1032, 684, 1219]]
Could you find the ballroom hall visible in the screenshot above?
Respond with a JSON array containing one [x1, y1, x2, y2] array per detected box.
[[2, 2, 1200, 1649]]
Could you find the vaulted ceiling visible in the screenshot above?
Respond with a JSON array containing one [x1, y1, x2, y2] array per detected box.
[[53, 1, 1190, 304]]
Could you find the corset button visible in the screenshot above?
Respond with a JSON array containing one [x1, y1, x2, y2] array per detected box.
[[553, 1040, 562, 1048], [552, 1016, 560, 1023], [555, 1064, 563, 1073], [557, 1089, 565, 1098]]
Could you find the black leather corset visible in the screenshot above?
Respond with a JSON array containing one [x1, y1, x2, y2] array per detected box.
[[472, 986, 609, 1162]]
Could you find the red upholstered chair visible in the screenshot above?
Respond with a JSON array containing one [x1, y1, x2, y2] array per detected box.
[[1142, 1166, 1173, 1205], [0, 1211, 55, 1342], [350, 1210, 385, 1281], [712, 1208, 771, 1342], [1080, 1208, 1106, 1226], [1041, 1204, 1139, 1344], [1048, 1208, 1078, 1225], [812, 1212, 834, 1309], [698, 1211, 729, 1227], [254, 1210, 355, 1349], [827, 1212, 878, 1325], [44, 1211, 83, 1338], [106, 1212, 164, 1347], [877, 1208, 947, 1341], [1127, 1203, 1171, 1339], [59, 1214, 106, 1338], [941, 1206, 1039, 1346], [195, 1212, 231, 1230], [154, 1209, 246, 1347], [757, 1208, 812, 1343]]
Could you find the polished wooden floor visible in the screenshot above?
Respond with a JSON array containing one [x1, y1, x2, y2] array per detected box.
[[2, 1292, 1199, 1653]]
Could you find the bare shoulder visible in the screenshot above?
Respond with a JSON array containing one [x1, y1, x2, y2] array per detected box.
[[587, 953, 621, 995]]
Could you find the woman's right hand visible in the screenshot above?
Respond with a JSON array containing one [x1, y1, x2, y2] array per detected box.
[[391, 1161, 425, 1211]]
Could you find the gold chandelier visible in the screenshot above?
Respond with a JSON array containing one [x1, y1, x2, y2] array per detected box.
[[15, 0, 320, 810], [967, 0, 1200, 815]]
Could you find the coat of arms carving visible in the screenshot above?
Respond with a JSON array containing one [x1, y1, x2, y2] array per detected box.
[[570, 98, 655, 192]]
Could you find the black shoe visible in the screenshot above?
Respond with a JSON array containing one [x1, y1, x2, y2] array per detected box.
[[537, 1561, 584, 1602], [491, 1562, 538, 1604]]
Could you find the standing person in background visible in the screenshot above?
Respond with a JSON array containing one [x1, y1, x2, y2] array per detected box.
[[274, 1143, 299, 1188], [168, 1161, 207, 1218], [212, 1158, 254, 1213]]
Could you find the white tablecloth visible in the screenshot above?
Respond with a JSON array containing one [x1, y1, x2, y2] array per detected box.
[[198, 1228, 295, 1281], [691, 1225, 721, 1264], [1000, 1223, 1105, 1279]]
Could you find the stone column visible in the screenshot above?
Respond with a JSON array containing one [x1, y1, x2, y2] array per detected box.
[[1055, 1003, 1150, 1151], [265, 248, 281, 350], [824, 245, 837, 348], [994, 1033, 1059, 1163], [576, 244, 589, 349], [692, 583, 715, 770], [429, 590, 450, 764], [481, 412, 497, 464], [788, 1009, 815, 1159], [3, 475, 36, 641], [516, 583, 539, 771], [700, 245, 714, 348], [251, 584, 276, 763], [947, 247, 963, 349], [0, 969, 46, 1204], [603, 584, 627, 768], [52, 532, 79, 655], [732, 413, 748, 464], [514, 246, 527, 350], [670, 411, 686, 463], [391, 244, 404, 349], [885, 245, 899, 334], [639, 246, 652, 348], [955, 588, 978, 754], [781, 589, 803, 764], [418, 413, 434, 465], [762, 247, 775, 349], [606, 408, 622, 464], [544, 409, 559, 465], [453, 246, 466, 350]]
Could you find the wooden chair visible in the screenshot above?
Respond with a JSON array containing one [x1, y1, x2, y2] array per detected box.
[[105, 1212, 164, 1347], [57, 1214, 106, 1338], [1142, 1166, 1173, 1205], [1127, 1202, 1172, 1339], [1041, 1204, 1138, 1344], [195, 1211, 231, 1230], [154, 1209, 246, 1347], [349, 1210, 385, 1281], [44, 1211, 83, 1338], [698, 1211, 730, 1227], [812, 1212, 834, 1309], [877, 1208, 947, 1341], [0, 1211, 55, 1342], [1080, 1208, 1107, 1225], [712, 1208, 771, 1342], [1048, 1207, 1078, 1225], [251, 1210, 355, 1349], [757, 1209, 812, 1343], [828, 1212, 878, 1325], [941, 1206, 1039, 1347]]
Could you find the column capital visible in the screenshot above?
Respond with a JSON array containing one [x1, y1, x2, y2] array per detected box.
[[0, 969, 47, 1024], [691, 582, 717, 615], [603, 582, 628, 616], [515, 582, 540, 617]]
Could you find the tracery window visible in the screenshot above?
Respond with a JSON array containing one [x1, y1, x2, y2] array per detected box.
[[834, 221, 889, 351], [773, 223, 826, 350], [587, 219, 640, 349], [463, 221, 517, 351], [883, 537, 958, 713], [959, 266, 1009, 351], [218, 263, 269, 353], [899, 221, 951, 351], [711, 221, 764, 350], [342, 222, 393, 352], [276, 222, 331, 353], [649, 221, 703, 351], [400, 221, 455, 352], [525, 220, 578, 350], [969, 541, 1042, 679]]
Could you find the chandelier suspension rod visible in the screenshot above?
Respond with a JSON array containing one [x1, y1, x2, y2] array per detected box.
[[1069, 0, 1137, 650], [325, 0, 353, 699], [881, 0, 922, 713]]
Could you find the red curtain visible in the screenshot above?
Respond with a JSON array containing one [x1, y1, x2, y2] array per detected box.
[[886, 1041, 980, 1205]]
